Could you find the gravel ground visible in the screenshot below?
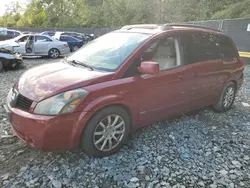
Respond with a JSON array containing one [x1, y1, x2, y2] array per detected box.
[[0, 58, 250, 188]]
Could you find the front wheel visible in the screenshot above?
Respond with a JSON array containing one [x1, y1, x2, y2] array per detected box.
[[213, 82, 236, 112], [81, 106, 131, 157], [48, 48, 60, 59]]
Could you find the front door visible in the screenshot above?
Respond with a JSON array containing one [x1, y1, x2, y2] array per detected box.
[[14, 35, 30, 54], [132, 36, 195, 126]]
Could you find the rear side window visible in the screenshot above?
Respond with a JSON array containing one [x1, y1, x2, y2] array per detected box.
[[35, 36, 52, 42], [217, 35, 238, 58], [180, 32, 220, 65]]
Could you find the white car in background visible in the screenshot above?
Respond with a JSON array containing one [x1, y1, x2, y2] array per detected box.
[[0, 34, 70, 58]]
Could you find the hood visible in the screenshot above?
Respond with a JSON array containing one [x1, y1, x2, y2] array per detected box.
[[0, 39, 17, 47], [16, 61, 114, 101], [0, 47, 16, 54]]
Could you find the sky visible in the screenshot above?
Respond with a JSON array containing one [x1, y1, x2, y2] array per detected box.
[[0, 0, 27, 16]]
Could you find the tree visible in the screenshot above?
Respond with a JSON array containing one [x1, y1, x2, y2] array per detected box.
[[0, 0, 249, 28]]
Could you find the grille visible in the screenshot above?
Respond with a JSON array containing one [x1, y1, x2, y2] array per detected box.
[[16, 94, 33, 111]]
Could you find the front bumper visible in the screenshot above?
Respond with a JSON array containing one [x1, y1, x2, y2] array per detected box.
[[4, 89, 92, 151]]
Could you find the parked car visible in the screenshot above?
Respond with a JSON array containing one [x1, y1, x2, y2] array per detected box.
[[55, 35, 84, 52], [54, 31, 87, 42], [0, 48, 23, 72], [0, 28, 22, 41], [85, 33, 97, 43], [41, 31, 57, 37], [22, 31, 38, 35], [0, 34, 70, 58], [4, 24, 244, 157]]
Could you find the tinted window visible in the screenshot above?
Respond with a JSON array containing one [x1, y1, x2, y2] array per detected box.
[[14, 31, 20, 36], [181, 32, 220, 64], [18, 36, 30, 42], [7, 31, 14, 35], [0, 30, 7, 36], [35, 36, 52, 42], [60, 36, 67, 41], [218, 35, 238, 58], [67, 37, 77, 41], [62, 36, 77, 42], [48, 32, 55, 36]]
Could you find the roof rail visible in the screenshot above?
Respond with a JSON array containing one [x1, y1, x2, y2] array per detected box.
[[163, 24, 222, 32], [121, 24, 163, 30]]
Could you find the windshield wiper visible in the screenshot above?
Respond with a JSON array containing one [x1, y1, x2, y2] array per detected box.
[[69, 60, 94, 70]]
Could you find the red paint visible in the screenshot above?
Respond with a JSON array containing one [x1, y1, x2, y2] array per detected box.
[[138, 61, 159, 74], [6, 27, 245, 150]]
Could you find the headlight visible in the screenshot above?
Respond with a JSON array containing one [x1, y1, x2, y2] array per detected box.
[[34, 89, 88, 115], [14, 53, 22, 59]]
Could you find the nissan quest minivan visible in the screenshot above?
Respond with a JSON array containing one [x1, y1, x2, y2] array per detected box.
[[4, 24, 245, 157]]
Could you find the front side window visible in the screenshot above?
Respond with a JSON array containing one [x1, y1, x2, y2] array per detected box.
[[18, 36, 30, 42], [67, 32, 150, 71], [122, 36, 181, 78], [151, 37, 179, 70]]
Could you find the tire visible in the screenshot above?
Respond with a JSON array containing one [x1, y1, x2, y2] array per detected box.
[[81, 106, 131, 157], [0, 60, 3, 72], [72, 46, 79, 52], [213, 82, 236, 112], [16, 63, 26, 70], [48, 48, 60, 59]]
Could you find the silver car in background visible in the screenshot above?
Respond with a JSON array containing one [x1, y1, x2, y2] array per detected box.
[[0, 34, 70, 58]]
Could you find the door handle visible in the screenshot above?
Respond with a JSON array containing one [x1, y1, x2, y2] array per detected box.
[[192, 72, 198, 76]]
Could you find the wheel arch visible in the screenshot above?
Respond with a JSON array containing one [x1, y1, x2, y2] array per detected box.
[[76, 103, 134, 148], [48, 47, 60, 56], [85, 103, 133, 131]]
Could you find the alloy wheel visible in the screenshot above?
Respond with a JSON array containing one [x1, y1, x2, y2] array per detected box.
[[223, 86, 235, 108], [93, 114, 125, 152], [50, 49, 59, 58]]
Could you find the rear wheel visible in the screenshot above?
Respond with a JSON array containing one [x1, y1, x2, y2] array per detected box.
[[72, 46, 79, 52], [213, 82, 236, 112], [81, 106, 131, 157], [48, 48, 60, 59]]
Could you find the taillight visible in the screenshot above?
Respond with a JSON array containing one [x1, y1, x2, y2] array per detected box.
[[64, 44, 68, 47], [238, 58, 245, 71]]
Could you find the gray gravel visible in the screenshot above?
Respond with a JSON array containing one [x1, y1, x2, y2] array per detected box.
[[0, 59, 250, 188]]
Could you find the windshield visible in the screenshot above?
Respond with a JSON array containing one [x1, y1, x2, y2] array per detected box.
[[67, 32, 150, 71]]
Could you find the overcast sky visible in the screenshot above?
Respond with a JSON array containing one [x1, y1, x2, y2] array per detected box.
[[0, 0, 27, 16]]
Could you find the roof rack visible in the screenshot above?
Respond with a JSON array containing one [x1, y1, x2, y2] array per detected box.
[[163, 24, 222, 32], [120, 24, 163, 30]]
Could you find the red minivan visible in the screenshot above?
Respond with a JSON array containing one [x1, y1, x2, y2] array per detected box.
[[4, 24, 244, 157]]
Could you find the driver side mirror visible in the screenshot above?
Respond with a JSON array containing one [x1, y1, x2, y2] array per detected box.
[[137, 61, 159, 74]]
